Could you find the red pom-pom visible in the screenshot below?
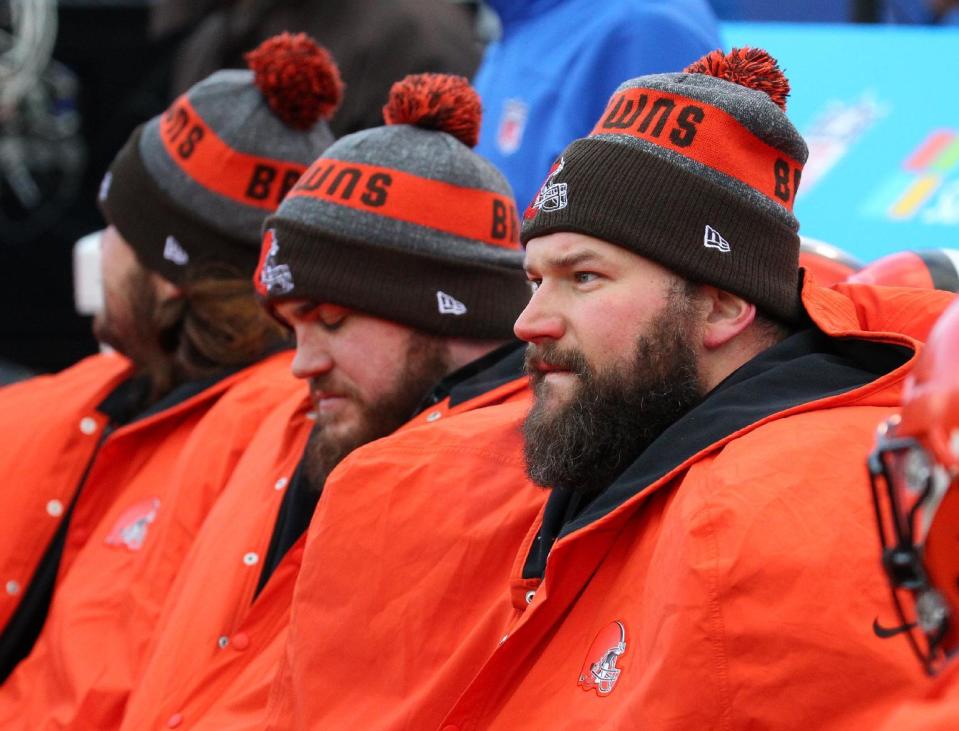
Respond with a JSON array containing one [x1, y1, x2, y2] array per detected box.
[[684, 47, 790, 111], [382, 74, 481, 147], [245, 32, 344, 130]]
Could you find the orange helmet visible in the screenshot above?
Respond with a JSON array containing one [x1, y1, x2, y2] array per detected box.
[[869, 296, 959, 673], [849, 249, 959, 292], [799, 236, 862, 286]]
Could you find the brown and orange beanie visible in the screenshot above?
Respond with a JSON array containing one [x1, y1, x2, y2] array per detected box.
[[98, 33, 343, 283], [522, 47, 809, 325], [258, 74, 527, 340]]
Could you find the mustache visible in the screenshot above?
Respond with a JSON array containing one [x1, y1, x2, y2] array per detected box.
[[307, 375, 361, 403], [523, 343, 590, 378]]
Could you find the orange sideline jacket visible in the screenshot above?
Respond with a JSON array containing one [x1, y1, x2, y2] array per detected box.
[[265, 282, 956, 730], [0, 349, 300, 729], [116, 348, 532, 730], [0, 352, 131, 635], [880, 659, 959, 730]]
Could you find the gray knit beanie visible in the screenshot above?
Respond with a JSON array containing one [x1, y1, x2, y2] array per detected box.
[[521, 48, 809, 325], [99, 33, 343, 283], [258, 74, 527, 340]]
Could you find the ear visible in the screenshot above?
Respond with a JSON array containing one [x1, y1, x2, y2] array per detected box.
[[699, 285, 756, 349], [151, 272, 184, 304]]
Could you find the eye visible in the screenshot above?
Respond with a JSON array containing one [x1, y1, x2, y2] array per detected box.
[[295, 303, 347, 332], [318, 311, 346, 332], [574, 271, 599, 284]]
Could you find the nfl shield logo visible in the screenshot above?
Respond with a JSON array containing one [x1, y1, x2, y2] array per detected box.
[[497, 99, 528, 155]]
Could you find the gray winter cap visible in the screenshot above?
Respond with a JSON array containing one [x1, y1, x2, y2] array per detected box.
[[258, 74, 528, 340], [99, 33, 343, 282]]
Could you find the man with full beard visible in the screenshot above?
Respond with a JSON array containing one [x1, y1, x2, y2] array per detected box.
[[264, 49, 955, 730], [113, 73, 536, 730], [0, 34, 343, 726]]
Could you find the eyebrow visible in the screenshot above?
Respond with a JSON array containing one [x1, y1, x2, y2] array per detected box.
[[532, 250, 603, 271], [276, 300, 319, 320]]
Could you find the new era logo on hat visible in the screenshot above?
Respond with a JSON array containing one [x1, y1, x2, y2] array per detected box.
[[98, 172, 113, 202], [703, 225, 731, 253], [436, 291, 467, 316], [163, 236, 190, 265]]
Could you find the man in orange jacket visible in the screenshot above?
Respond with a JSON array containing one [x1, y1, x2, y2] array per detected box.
[[110, 73, 539, 730], [0, 33, 343, 724], [265, 49, 955, 729]]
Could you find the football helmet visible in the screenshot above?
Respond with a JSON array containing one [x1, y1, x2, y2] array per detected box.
[[799, 237, 862, 286], [869, 297, 959, 673], [849, 249, 959, 292]]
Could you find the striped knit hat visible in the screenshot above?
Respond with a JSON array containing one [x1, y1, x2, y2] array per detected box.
[[98, 33, 343, 283], [522, 48, 809, 324], [258, 74, 526, 340]]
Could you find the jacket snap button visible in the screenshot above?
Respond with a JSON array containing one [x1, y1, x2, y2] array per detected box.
[[232, 632, 250, 651], [243, 552, 259, 566], [166, 713, 183, 728], [426, 411, 442, 422], [46, 500, 64, 517], [525, 590, 536, 605], [274, 477, 288, 491], [217, 635, 229, 649], [79, 417, 97, 435], [5, 580, 20, 595]]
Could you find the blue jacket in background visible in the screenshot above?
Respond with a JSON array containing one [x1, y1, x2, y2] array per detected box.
[[473, 0, 721, 210]]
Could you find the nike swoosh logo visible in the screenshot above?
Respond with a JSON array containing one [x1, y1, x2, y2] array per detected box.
[[873, 617, 916, 639]]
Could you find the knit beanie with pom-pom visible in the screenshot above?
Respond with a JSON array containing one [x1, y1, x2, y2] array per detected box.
[[99, 32, 343, 283], [258, 73, 527, 340], [522, 47, 809, 325]]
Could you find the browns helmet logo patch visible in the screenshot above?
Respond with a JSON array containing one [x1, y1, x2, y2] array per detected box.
[[257, 228, 294, 296], [105, 497, 161, 551], [578, 620, 627, 696], [524, 156, 568, 220]]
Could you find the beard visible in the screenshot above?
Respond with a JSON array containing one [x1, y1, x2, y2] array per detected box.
[[93, 263, 159, 361], [93, 263, 184, 399], [523, 291, 705, 497], [301, 331, 452, 491]]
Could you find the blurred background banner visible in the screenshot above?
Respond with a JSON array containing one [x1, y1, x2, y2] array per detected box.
[[724, 21, 959, 260]]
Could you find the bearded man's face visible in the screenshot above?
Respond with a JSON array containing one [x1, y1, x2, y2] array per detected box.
[[93, 226, 176, 368], [275, 301, 452, 489], [516, 232, 706, 496]]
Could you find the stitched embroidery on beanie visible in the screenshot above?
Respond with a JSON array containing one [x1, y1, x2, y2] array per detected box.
[[703, 225, 731, 253], [163, 236, 190, 265], [528, 157, 568, 215], [436, 290, 467, 316], [98, 172, 112, 202], [259, 229, 294, 295]]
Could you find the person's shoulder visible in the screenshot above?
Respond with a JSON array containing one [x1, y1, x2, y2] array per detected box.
[[712, 402, 895, 471], [670, 403, 895, 531], [600, 0, 719, 35], [0, 352, 130, 405], [340, 399, 529, 471]]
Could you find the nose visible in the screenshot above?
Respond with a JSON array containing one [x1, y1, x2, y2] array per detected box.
[[290, 325, 334, 380], [513, 286, 565, 344]]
